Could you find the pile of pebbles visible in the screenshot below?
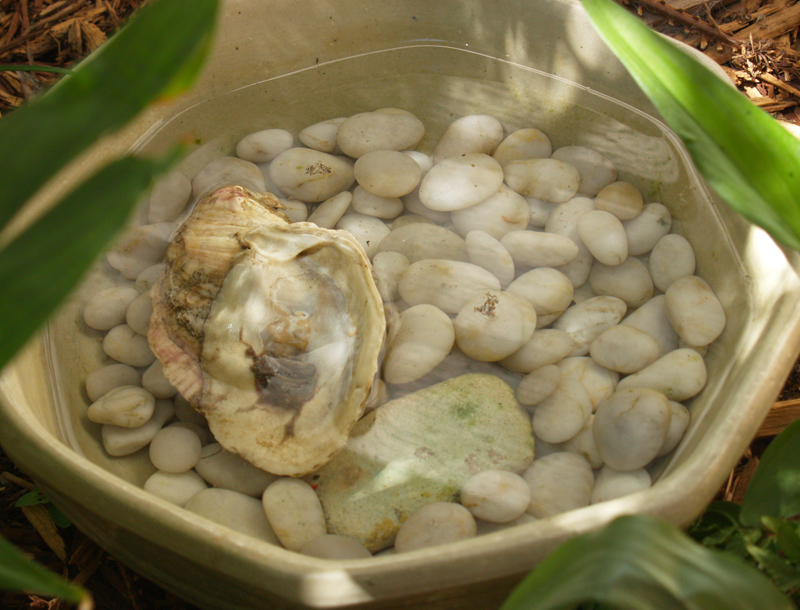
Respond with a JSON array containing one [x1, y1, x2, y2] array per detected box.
[[81, 108, 725, 559]]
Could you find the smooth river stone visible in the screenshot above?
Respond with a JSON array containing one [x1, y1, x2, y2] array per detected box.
[[433, 114, 505, 163], [465, 230, 516, 289], [451, 184, 530, 240], [398, 259, 501, 314], [377, 224, 468, 263], [493, 128, 552, 166], [418, 153, 504, 211], [269, 148, 355, 203], [550, 146, 617, 197], [336, 109, 425, 158], [507, 267, 574, 328], [616, 347, 707, 401], [665, 275, 726, 347], [311, 374, 534, 552], [552, 296, 627, 357], [504, 158, 580, 203], [500, 230, 579, 269], [354, 150, 422, 198]]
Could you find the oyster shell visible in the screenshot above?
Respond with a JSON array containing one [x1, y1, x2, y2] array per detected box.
[[148, 185, 385, 476]]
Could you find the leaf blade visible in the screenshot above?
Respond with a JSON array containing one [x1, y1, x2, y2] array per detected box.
[[0, 536, 88, 604], [579, 0, 800, 250], [741, 419, 800, 525], [0, 151, 181, 371], [0, 0, 218, 228], [501, 515, 794, 610]]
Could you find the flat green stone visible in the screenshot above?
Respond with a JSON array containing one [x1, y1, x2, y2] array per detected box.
[[309, 373, 534, 551]]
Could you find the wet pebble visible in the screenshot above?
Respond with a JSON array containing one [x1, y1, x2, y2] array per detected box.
[[236, 128, 294, 162], [665, 275, 726, 347], [451, 184, 530, 239], [616, 348, 707, 401], [550, 146, 616, 196], [460, 470, 531, 523], [195, 443, 278, 497], [192, 157, 266, 199], [464, 230, 516, 289], [623, 203, 671, 256], [500, 230, 579, 269], [141, 360, 177, 399], [492, 128, 552, 166], [377, 224, 468, 263], [531, 379, 592, 443], [185, 488, 280, 544], [336, 109, 425, 158], [148, 171, 191, 224], [576, 210, 628, 266], [591, 466, 651, 504], [299, 117, 346, 153], [433, 114, 504, 162], [589, 258, 654, 308], [307, 191, 352, 229], [149, 424, 202, 473], [354, 150, 421, 197], [552, 296, 627, 357], [335, 213, 390, 259], [106, 222, 174, 280], [103, 324, 156, 367], [144, 470, 208, 507], [351, 186, 404, 219], [87, 385, 155, 427], [125, 292, 153, 336], [382, 304, 455, 384], [373, 251, 411, 302], [506, 267, 574, 328], [594, 181, 643, 220], [504, 158, 580, 203], [589, 324, 660, 374], [418, 153, 504, 212], [500, 329, 575, 374], [101, 399, 174, 456], [262, 478, 327, 551], [269, 148, 355, 202], [394, 502, 477, 553], [85, 363, 141, 402], [398, 259, 501, 314], [649, 234, 696, 293], [523, 452, 594, 518], [515, 365, 561, 407]]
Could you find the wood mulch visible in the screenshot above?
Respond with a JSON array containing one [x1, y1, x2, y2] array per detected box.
[[3, 0, 800, 607]]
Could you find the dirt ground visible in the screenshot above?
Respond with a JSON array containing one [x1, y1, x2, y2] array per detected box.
[[2, 0, 800, 608]]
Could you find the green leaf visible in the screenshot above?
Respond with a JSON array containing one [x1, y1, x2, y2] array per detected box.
[[0, 536, 88, 605], [501, 515, 794, 610], [0, 65, 73, 75], [579, 0, 800, 250], [764, 517, 800, 563], [0, 151, 182, 371], [0, 0, 218, 229], [740, 419, 800, 525], [14, 490, 49, 508]]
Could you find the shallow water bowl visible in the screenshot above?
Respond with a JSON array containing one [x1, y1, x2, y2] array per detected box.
[[3, 1, 800, 609]]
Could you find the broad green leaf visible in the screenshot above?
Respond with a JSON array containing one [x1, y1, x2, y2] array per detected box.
[[740, 419, 800, 525], [0, 151, 181, 370], [580, 0, 800, 250], [0, 536, 89, 607], [0, 0, 218, 229], [501, 515, 793, 610], [763, 517, 800, 563], [14, 489, 49, 507]]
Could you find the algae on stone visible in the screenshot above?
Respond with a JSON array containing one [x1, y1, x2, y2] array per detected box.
[[309, 373, 534, 551]]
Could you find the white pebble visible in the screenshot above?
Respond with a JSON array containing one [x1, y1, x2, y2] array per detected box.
[[377, 223, 468, 263], [87, 385, 155, 427], [454, 290, 536, 362], [623, 203, 672, 256], [500, 329, 575, 373], [532, 379, 592, 443], [191, 156, 266, 199], [299, 117, 346, 153], [492, 128, 552, 166], [335, 213, 390, 259], [419, 153, 504, 212], [401, 184, 452, 223], [500, 230, 579, 269], [591, 466, 651, 504], [526, 198, 556, 230], [352, 186, 404, 219], [551, 146, 617, 196], [125, 292, 152, 336], [83, 287, 140, 331], [552, 296, 627, 357], [464, 231, 516, 288], [476, 512, 538, 536], [85, 363, 141, 402], [593, 388, 671, 471], [433, 114, 505, 162], [141, 360, 177, 399], [373, 251, 410, 302], [262, 478, 327, 551], [172, 393, 208, 427], [504, 158, 580, 203], [557, 357, 618, 410], [545, 196, 596, 287], [236, 128, 294, 163], [507, 267, 574, 328], [616, 348, 707, 401], [451, 184, 530, 239], [516, 365, 561, 406], [135, 264, 162, 293], [195, 443, 278, 497], [144, 470, 208, 507], [107, 222, 175, 280], [149, 425, 202, 473], [402, 150, 434, 173], [523, 452, 594, 518], [336, 109, 425, 158], [649, 234, 696, 293], [563, 416, 604, 469], [665, 275, 725, 347], [589, 324, 660, 374], [185, 488, 280, 544], [659, 401, 691, 456], [100, 399, 174, 456], [307, 191, 352, 229], [255, 163, 287, 198], [394, 502, 477, 553], [269, 148, 355, 203], [589, 258, 654, 308], [278, 198, 309, 223], [398, 259, 501, 314], [354, 150, 421, 198], [621, 295, 680, 358], [300, 535, 372, 559], [391, 214, 435, 230], [460, 471, 531, 523], [148, 171, 191, 223], [103, 324, 156, 367], [594, 181, 643, 220], [576, 210, 628, 266], [171, 421, 214, 446], [382, 304, 455, 384]]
